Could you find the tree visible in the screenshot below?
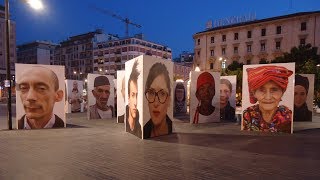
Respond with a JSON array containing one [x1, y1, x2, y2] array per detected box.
[[225, 61, 244, 95], [271, 43, 320, 95]]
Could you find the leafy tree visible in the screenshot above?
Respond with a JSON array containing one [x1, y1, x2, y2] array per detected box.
[[271, 43, 320, 96]]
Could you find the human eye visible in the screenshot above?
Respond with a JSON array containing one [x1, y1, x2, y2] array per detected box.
[[159, 90, 167, 97], [18, 84, 29, 92], [36, 85, 48, 93]]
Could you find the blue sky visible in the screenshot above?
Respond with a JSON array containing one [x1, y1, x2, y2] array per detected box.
[[10, 0, 320, 58]]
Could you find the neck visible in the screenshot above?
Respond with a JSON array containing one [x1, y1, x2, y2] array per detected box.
[[27, 114, 52, 129], [96, 104, 108, 111], [259, 107, 277, 123], [151, 117, 168, 137], [128, 112, 135, 131]]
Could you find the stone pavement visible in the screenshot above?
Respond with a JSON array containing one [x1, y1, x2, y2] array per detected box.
[[0, 109, 320, 179]]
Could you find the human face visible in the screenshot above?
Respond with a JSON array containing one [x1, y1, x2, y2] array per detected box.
[[128, 80, 138, 119], [196, 83, 215, 102], [220, 84, 231, 109], [92, 85, 110, 109], [294, 85, 307, 108], [17, 68, 62, 122], [253, 81, 284, 112], [147, 74, 170, 127], [175, 88, 184, 102], [73, 81, 78, 89]]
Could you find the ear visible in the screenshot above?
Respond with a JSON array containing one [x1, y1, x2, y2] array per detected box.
[[55, 90, 64, 102]]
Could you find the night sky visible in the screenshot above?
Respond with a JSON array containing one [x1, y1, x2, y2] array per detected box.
[[10, 0, 320, 58]]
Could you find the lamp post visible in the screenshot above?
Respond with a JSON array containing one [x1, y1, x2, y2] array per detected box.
[[5, 0, 43, 130]]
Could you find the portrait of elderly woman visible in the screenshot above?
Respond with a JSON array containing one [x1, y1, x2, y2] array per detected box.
[[143, 62, 172, 139], [294, 74, 312, 122], [192, 72, 220, 124], [174, 82, 186, 115], [242, 65, 294, 133]]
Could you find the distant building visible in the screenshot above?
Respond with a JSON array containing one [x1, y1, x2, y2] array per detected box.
[[92, 34, 172, 76], [52, 29, 109, 80], [17, 41, 58, 65], [0, 5, 16, 86], [193, 11, 320, 71], [173, 51, 194, 81]]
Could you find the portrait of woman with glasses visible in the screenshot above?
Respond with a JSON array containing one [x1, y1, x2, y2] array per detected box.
[[143, 62, 172, 139], [242, 65, 294, 133]]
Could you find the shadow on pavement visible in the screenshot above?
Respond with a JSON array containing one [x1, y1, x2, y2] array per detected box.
[[151, 132, 320, 160]]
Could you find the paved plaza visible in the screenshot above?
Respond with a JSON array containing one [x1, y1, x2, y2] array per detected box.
[[0, 103, 320, 179]]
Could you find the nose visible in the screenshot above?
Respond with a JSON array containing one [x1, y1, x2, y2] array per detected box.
[[101, 91, 109, 98], [133, 95, 137, 107], [265, 90, 272, 99], [25, 88, 37, 101]]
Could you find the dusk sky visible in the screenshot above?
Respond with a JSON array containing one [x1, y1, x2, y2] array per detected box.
[[10, 0, 320, 58]]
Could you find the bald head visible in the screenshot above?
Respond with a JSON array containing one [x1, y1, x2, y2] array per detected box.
[[18, 66, 59, 91]]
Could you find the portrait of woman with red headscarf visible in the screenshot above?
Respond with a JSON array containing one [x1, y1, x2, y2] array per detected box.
[[242, 64, 294, 133], [192, 71, 220, 124]]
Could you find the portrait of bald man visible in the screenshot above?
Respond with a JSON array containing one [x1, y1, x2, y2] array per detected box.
[[15, 64, 65, 129]]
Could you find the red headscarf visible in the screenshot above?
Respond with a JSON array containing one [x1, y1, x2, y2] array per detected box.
[[247, 65, 293, 104], [196, 72, 215, 94]]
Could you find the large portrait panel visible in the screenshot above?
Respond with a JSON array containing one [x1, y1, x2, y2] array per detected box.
[[190, 71, 220, 123], [117, 70, 126, 123], [125, 57, 143, 138], [241, 63, 295, 133], [294, 74, 314, 122], [87, 74, 114, 120], [220, 75, 237, 122], [15, 64, 65, 129], [142, 55, 173, 139], [173, 81, 187, 116], [66, 80, 84, 113]]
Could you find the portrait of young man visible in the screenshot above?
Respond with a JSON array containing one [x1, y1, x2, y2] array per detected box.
[[88, 75, 114, 119], [125, 60, 142, 138], [15, 64, 65, 129]]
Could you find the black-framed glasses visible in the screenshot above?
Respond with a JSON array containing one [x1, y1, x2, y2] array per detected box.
[[145, 89, 168, 104]]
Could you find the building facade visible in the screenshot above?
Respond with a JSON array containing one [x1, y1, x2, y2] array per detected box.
[[0, 5, 16, 87], [52, 29, 108, 80], [173, 51, 194, 81], [93, 34, 172, 76], [193, 11, 320, 72], [17, 41, 58, 65]]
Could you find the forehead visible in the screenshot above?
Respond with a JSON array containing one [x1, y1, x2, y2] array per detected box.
[[150, 75, 168, 91], [95, 85, 110, 90], [260, 81, 280, 88], [18, 68, 53, 85], [295, 85, 307, 92], [220, 84, 231, 91]]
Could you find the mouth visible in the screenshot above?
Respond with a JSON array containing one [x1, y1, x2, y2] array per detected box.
[[152, 111, 160, 117]]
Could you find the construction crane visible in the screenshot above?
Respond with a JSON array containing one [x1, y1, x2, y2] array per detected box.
[[90, 5, 142, 37]]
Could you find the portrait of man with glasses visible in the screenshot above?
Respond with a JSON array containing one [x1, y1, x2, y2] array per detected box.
[[88, 75, 114, 119], [143, 62, 172, 139], [126, 60, 142, 138]]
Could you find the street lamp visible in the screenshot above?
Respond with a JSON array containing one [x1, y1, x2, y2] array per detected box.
[[5, 0, 43, 130]]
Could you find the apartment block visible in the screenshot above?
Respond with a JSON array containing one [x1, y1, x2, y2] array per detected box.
[[17, 41, 58, 65], [93, 34, 172, 76]]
